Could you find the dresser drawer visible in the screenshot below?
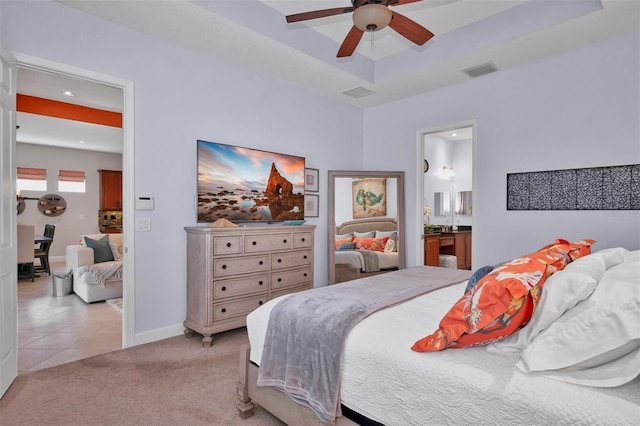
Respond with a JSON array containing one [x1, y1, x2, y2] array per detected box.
[[271, 249, 312, 270], [213, 274, 269, 299], [213, 294, 267, 321], [271, 283, 312, 300], [213, 235, 242, 255], [271, 267, 312, 290], [214, 255, 269, 277], [244, 233, 291, 253], [293, 232, 313, 248]]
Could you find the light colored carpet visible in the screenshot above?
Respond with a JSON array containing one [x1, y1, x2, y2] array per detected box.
[[0, 328, 284, 426], [106, 297, 123, 313]]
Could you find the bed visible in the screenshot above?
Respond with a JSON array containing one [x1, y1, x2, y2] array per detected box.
[[237, 243, 640, 426], [334, 217, 400, 283]]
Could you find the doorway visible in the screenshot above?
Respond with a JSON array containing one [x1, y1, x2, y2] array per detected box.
[[13, 53, 135, 363], [416, 121, 476, 268]]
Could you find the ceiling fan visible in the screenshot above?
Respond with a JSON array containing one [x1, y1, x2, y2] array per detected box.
[[286, 0, 435, 58]]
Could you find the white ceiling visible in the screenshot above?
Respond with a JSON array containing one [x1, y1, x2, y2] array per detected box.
[[16, 0, 639, 154]]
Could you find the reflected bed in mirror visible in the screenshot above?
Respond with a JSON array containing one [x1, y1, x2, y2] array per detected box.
[[328, 171, 405, 285]]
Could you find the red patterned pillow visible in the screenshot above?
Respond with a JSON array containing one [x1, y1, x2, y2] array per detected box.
[[411, 257, 548, 352], [335, 237, 353, 250], [353, 237, 389, 252]]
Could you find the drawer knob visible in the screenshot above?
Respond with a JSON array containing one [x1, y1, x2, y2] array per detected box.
[[283, 239, 287, 244], [252, 241, 257, 246], [304, 255, 308, 259], [301, 237, 305, 242], [221, 308, 226, 313], [258, 301, 263, 306], [221, 286, 226, 291], [226, 242, 231, 247], [259, 260, 263, 265], [277, 258, 282, 263], [304, 273, 307, 277], [259, 281, 263, 285], [278, 278, 282, 282], [222, 264, 227, 269]]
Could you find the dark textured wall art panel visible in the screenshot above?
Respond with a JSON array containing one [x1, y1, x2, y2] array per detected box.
[[507, 164, 640, 211]]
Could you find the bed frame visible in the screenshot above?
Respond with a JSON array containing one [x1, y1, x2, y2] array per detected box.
[[334, 217, 399, 283], [237, 344, 357, 426]]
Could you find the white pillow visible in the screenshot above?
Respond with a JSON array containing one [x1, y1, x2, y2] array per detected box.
[[353, 231, 375, 238], [516, 251, 640, 387], [108, 233, 123, 261], [561, 253, 606, 282], [590, 247, 628, 269], [384, 238, 395, 253], [487, 271, 597, 353]]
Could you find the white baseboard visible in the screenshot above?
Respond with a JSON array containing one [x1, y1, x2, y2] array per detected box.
[[131, 323, 185, 347]]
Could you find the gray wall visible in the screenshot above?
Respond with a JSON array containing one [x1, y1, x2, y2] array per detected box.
[[16, 143, 122, 260], [364, 32, 640, 267]]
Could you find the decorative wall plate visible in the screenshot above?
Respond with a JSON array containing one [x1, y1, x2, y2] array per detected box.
[[38, 194, 67, 216]]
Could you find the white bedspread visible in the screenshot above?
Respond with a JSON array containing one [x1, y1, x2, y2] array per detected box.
[[248, 274, 640, 425]]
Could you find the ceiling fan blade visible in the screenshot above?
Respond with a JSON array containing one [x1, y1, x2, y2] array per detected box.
[[286, 7, 355, 23], [387, 0, 423, 5], [337, 26, 364, 58], [388, 11, 434, 45]]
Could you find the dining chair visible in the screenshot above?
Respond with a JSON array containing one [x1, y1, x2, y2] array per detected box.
[[17, 224, 35, 282], [35, 224, 55, 275]]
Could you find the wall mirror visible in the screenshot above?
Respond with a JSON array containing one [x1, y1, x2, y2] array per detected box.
[[434, 192, 451, 216], [456, 191, 473, 215], [328, 170, 406, 285]]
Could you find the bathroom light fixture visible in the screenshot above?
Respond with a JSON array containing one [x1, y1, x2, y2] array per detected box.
[[61, 90, 75, 97]]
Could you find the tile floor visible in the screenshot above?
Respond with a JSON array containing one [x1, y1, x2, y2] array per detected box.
[[17, 261, 122, 373]]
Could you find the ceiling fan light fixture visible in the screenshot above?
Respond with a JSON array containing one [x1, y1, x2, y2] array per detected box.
[[352, 4, 392, 32]]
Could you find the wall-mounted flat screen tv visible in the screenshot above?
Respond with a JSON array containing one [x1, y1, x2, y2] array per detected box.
[[197, 140, 305, 223]]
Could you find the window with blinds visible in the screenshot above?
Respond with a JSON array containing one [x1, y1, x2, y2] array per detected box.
[[58, 170, 86, 193], [17, 167, 47, 192]]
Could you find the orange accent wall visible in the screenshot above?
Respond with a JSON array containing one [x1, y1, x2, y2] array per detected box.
[[17, 94, 122, 128]]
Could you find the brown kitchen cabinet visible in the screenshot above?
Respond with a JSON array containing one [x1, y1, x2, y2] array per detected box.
[[98, 169, 122, 211]]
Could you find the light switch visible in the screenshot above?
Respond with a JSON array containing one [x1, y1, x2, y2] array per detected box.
[[137, 218, 151, 231]]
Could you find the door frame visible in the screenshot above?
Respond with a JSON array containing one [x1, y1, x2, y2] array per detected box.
[[415, 120, 477, 268], [13, 52, 135, 347]]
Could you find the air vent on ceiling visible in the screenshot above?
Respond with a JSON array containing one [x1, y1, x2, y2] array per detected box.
[[342, 86, 375, 98], [462, 62, 499, 78]]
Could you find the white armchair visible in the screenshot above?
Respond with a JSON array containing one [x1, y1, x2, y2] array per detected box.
[[66, 233, 123, 303]]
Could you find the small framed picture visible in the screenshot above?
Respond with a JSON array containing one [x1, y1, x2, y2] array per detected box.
[[305, 168, 319, 192], [304, 194, 319, 217]]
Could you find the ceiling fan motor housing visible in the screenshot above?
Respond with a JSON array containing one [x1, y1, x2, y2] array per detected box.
[[352, 4, 392, 32]]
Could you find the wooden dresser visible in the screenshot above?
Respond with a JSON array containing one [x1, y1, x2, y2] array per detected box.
[[184, 225, 315, 346]]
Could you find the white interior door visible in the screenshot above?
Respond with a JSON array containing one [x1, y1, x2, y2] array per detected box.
[[0, 43, 18, 398]]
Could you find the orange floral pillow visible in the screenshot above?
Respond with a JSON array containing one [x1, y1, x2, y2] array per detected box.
[[335, 237, 353, 250], [568, 239, 595, 260], [411, 257, 548, 352], [526, 238, 595, 275], [353, 237, 389, 252]]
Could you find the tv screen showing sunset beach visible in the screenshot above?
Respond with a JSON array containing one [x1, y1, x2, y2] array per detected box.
[[197, 140, 305, 223]]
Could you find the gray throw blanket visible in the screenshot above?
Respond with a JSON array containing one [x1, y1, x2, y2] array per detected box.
[[358, 249, 379, 272], [257, 266, 472, 424]]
